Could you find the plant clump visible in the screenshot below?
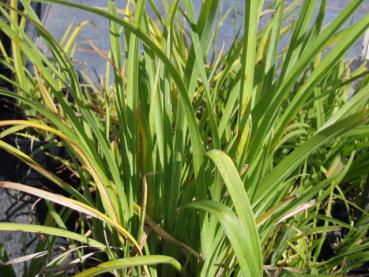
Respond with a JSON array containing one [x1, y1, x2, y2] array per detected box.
[[1, 0, 369, 276]]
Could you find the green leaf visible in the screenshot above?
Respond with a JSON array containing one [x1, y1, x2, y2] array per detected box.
[[0, 223, 106, 250], [187, 200, 261, 277], [0, 244, 16, 277], [254, 112, 367, 212], [206, 150, 262, 272], [74, 255, 182, 277]]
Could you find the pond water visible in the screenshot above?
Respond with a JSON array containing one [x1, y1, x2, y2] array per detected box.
[[43, 0, 369, 80]]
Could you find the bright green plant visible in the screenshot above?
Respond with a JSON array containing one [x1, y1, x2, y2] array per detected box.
[[1, 0, 369, 276]]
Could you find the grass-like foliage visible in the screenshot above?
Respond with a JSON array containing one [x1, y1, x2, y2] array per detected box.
[[1, 0, 369, 276]]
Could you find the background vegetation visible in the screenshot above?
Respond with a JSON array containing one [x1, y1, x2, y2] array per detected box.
[[1, 0, 369, 276]]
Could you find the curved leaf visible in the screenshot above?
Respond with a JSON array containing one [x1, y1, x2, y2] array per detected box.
[[0, 181, 141, 253], [74, 255, 182, 277], [0, 223, 106, 250], [187, 200, 261, 277], [254, 112, 367, 212], [206, 150, 262, 272]]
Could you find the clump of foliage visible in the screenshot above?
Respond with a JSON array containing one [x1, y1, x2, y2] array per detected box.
[[1, 0, 369, 276]]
